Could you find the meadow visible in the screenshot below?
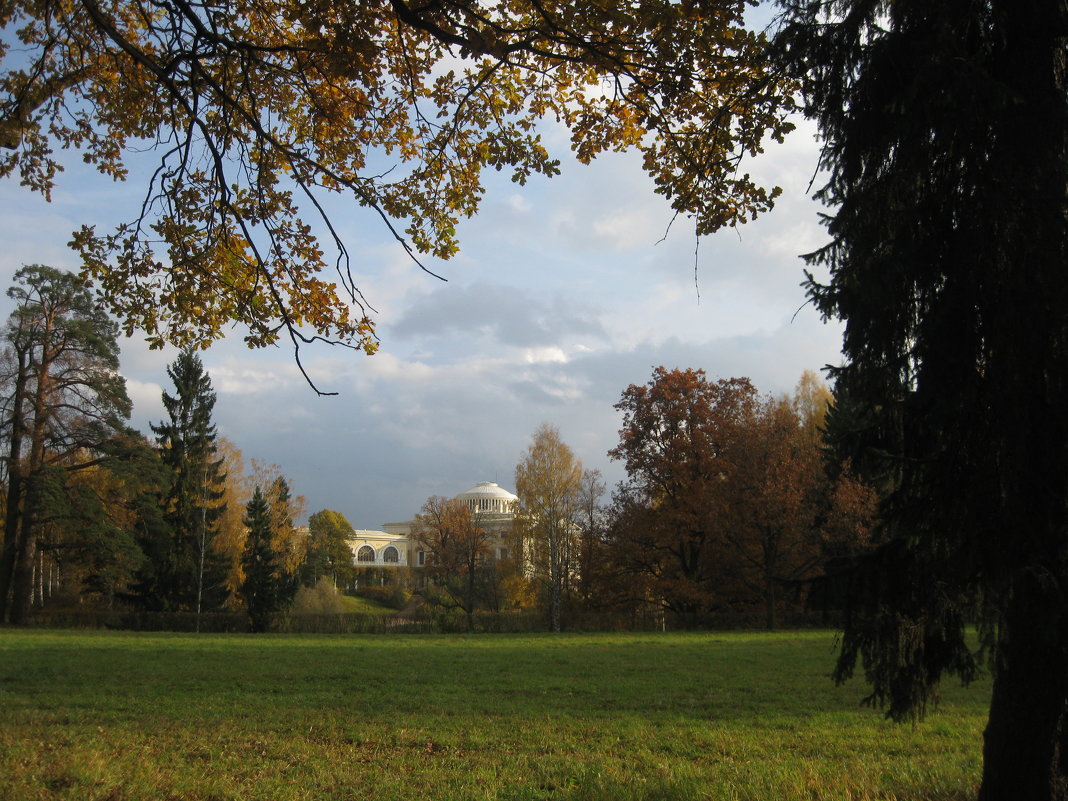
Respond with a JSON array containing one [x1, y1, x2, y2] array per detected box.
[[0, 629, 989, 801]]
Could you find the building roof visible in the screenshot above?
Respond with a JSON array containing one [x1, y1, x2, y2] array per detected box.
[[454, 481, 518, 502]]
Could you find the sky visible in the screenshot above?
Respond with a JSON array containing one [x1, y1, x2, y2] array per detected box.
[[0, 113, 842, 530]]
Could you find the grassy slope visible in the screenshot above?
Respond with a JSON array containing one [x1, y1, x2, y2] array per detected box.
[[0, 630, 989, 801], [337, 593, 394, 613]]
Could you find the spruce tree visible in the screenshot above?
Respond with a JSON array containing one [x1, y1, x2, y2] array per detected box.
[[149, 349, 228, 615], [241, 486, 277, 633], [776, 1, 1068, 797]]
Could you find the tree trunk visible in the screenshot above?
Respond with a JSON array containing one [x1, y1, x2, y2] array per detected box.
[[979, 574, 1068, 801], [765, 570, 777, 631], [9, 504, 38, 625], [978, 3, 1068, 798], [0, 346, 29, 621], [0, 480, 22, 620], [549, 525, 561, 632]]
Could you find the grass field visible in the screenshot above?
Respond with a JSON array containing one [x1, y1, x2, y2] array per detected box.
[[0, 629, 989, 801]]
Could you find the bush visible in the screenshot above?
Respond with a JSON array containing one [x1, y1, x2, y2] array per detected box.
[[354, 583, 408, 610], [290, 577, 347, 615]]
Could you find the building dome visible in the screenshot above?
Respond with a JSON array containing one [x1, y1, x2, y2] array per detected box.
[[455, 481, 518, 514]]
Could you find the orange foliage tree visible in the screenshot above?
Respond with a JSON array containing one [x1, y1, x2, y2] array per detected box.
[[608, 367, 876, 627]]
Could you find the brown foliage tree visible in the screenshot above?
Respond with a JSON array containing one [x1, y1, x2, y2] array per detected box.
[[728, 396, 824, 629], [608, 367, 759, 623], [412, 495, 494, 630]]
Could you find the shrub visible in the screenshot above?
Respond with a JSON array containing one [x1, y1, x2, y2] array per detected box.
[[290, 577, 346, 615], [354, 583, 408, 610]]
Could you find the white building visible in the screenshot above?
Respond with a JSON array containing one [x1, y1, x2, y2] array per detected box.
[[347, 481, 518, 567]]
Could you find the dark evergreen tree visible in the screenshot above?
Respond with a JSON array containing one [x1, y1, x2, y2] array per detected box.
[[89, 430, 172, 608], [148, 349, 228, 614], [241, 486, 278, 633], [266, 476, 299, 611], [0, 265, 132, 624], [776, 1, 1068, 797]]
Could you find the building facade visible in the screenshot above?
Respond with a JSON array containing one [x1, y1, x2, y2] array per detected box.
[[346, 481, 518, 567]]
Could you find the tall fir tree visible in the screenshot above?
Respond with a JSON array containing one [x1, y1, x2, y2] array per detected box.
[[776, 1, 1068, 797], [241, 486, 278, 633], [147, 349, 228, 614]]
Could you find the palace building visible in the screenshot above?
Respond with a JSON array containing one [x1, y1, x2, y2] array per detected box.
[[346, 481, 518, 567]]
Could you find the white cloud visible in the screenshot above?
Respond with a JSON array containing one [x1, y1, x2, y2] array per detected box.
[[507, 194, 532, 213], [124, 378, 165, 425], [590, 207, 665, 251], [211, 359, 302, 396], [522, 346, 569, 365], [0, 97, 842, 531]]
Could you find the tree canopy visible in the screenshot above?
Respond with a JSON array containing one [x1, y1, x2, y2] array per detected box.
[[412, 494, 495, 630], [514, 423, 583, 632], [776, 0, 1068, 797], [0, 265, 131, 624], [0, 0, 796, 388]]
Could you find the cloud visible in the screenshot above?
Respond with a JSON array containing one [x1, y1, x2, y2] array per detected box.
[[507, 194, 532, 213], [590, 207, 669, 251], [124, 378, 165, 427], [0, 95, 842, 536], [211, 358, 303, 396], [390, 283, 606, 348]]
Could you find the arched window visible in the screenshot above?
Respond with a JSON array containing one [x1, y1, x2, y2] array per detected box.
[[356, 545, 375, 563], [382, 546, 399, 564]]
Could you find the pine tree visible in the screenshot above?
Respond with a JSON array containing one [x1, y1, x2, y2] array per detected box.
[[148, 349, 228, 616], [776, 1, 1068, 797], [0, 265, 132, 624]]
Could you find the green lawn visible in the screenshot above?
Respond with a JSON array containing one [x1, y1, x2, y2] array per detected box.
[[0, 630, 989, 801]]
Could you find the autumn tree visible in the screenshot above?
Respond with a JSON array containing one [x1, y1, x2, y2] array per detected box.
[[0, 0, 796, 387], [210, 437, 251, 604], [211, 444, 306, 606], [776, 1, 1068, 796], [301, 509, 357, 590], [45, 431, 170, 609], [148, 349, 228, 617], [412, 495, 494, 631], [514, 423, 583, 632], [728, 394, 824, 629], [608, 368, 759, 623], [0, 265, 132, 624], [574, 468, 607, 607], [263, 474, 304, 581], [791, 369, 834, 444]]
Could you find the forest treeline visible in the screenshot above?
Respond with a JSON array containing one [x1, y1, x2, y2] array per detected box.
[[413, 369, 877, 633], [0, 266, 318, 629], [0, 266, 875, 632]]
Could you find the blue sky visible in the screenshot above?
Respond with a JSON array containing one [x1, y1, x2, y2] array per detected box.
[[0, 115, 842, 529]]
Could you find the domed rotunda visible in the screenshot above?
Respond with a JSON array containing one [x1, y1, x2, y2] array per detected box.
[[454, 481, 518, 515]]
